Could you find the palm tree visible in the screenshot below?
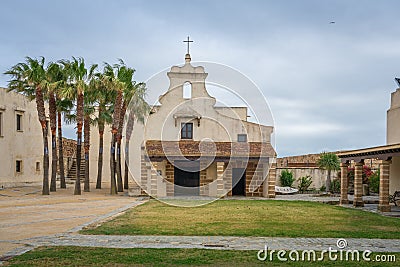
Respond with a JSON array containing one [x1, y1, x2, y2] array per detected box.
[[83, 87, 96, 192], [5, 57, 50, 195], [102, 62, 125, 195], [124, 85, 149, 189], [91, 73, 114, 189], [60, 57, 97, 195], [54, 63, 73, 189], [56, 96, 73, 189], [115, 61, 146, 192], [317, 152, 340, 193], [45, 62, 66, 192]]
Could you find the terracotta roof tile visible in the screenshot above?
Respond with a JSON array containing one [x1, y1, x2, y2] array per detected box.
[[145, 140, 276, 158]]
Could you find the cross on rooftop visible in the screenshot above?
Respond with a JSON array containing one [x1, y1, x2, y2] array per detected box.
[[183, 36, 193, 54]]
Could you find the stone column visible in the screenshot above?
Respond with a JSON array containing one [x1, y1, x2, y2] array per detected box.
[[340, 162, 349, 205], [378, 160, 391, 212], [267, 163, 276, 198], [353, 161, 364, 207], [150, 162, 158, 197], [216, 161, 225, 197], [165, 161, 174, 196]]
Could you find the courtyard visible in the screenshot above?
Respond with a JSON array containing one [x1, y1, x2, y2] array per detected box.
[[1, 185, 399, 266]]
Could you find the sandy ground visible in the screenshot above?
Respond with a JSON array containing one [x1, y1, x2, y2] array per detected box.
[[0, 184, 138, 256]]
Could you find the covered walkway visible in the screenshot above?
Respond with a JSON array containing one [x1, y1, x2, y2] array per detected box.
[[337, 143, 400, 212]]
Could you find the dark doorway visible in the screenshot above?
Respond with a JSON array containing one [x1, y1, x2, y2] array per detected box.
[[174, 160, 200, 196], [232, 168, 246, 196]]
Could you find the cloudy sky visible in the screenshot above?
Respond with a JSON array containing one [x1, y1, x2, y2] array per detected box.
[[1, 0, 399, 157]]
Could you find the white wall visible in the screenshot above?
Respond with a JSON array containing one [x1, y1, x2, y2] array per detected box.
[[0, 88, 51, 187], [387, 89, 400, 145]]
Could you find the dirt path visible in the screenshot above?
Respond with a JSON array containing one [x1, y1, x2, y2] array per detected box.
[[0, 185, 142, 256]]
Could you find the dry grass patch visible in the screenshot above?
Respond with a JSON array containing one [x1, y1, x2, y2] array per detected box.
[[81, 200, 400, 238]]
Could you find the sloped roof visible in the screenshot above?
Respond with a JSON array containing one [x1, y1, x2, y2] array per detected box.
[[145, 140, 276, 158], [337, 143, 400, 160]]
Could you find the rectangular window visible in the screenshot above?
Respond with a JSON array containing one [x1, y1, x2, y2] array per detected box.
[[16, 160, 22, 173], [16, 114, 22, 131], [36, 162, 40, 172], [237, 134, 247, 142], [181, 123, 193, 139], [0, 112, 3, 136]]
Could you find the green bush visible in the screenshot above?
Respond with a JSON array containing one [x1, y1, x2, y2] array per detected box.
[[369, 170, 380, 193], [319, 185, 326, 192], [330, 179, 341, 193], [280, 169, 294, 187], [298, 176, 313, 193]]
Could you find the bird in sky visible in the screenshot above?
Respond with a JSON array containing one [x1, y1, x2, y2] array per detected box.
[[330, 21, 336, 24]]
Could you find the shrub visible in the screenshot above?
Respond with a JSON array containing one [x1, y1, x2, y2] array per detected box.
[[369, 169, 380, 193], [298, 176, 312, 193], [280, 169, 294, 187], [319, 185, 326, 192], [347, 165, 373, 184], [330, 179, 340, 193]]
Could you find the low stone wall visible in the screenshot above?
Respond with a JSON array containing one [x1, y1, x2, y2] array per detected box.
[[276, 167, 338, 190]]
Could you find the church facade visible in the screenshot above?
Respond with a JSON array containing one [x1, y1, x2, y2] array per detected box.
[[135, 53, 277, 198]]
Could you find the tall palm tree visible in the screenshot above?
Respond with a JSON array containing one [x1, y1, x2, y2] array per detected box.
[[124, 84, 149, 189], [102, 62, 125, 195], [45, 62, 66, 192], [4, 57, 50, 195], [83, 87, 96, 192], [55, 63, 73, 189], [56, 96, 73, 189], [91, 73, 114, 189], [114, 61, 145, 192], [317, 152, 340, 193], [60, 57, 97, 195]]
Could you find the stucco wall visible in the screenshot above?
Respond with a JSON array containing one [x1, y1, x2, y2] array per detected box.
[[0, 88, 51, 188], [276, 167, 337, 190], [390, 156, 400, 194], [142, 59, 273, 144], [387, 89, 400, 145]]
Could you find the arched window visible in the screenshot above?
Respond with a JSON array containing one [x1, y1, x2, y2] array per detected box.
[[183, 82, 192, 99]]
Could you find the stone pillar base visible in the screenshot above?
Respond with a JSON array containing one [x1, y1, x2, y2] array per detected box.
[[378, 205, 391, 212], [340, 199, 349, 205], [353, 200, 364, 207]]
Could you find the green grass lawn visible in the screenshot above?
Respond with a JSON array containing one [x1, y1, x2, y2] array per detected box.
[[81, 200, 400, 238], [6, 247, 399, 267]]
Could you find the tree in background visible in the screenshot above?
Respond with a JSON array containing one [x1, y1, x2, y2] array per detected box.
[[91, 71, 114, 190], [60, 57, 97, 195], [317, 152, 340, 193]]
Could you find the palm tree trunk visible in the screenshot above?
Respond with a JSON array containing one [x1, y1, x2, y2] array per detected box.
[[49, 92, 57, 192], [58, 111, 66, 189], [36, 86, 50, 195], [110, 90, 123, 195], [74, 93, 84, 195], [96, 124, 104, 189], [124, 140, 129, 189], [83, 114, 90, 192], [116, 141, 123, 192], [110, 133, 117, 195], [50, 132, 57, 192], [75, 130, 82, 195], [326, 170, 332, 193], [42, 124, 50, 195], [116, 102, 126, 192]]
